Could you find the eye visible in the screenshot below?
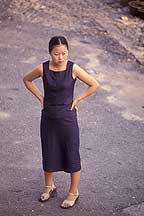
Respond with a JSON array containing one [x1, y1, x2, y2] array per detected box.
[[54, 53, 59, 56]]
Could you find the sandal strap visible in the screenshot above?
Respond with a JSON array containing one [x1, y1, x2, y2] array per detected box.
[[69, 192, 79, 196], [61, 195, 79, 207], [45, 185, 52, 188], [45, 183, 56, 190], [41, 192, 50, 200], [62, 199, 75, 206]]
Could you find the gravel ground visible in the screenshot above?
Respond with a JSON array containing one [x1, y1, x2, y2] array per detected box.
[[0, 1, 144, 216], [0, 0, 143, 64]]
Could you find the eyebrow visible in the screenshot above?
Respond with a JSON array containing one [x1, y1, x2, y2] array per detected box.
[[54, 51, 67, 54]]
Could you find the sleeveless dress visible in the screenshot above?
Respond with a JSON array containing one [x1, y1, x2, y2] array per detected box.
[[40, 60, 81, 173]]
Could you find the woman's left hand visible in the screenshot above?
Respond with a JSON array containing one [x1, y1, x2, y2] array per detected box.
[[70, 99, 79, 111]]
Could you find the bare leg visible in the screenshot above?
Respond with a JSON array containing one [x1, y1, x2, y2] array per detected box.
[[69, 170, 81, 193], [44, 171, 54, 193], [61, 170, 81, 208], [44, 171, 53, 186]]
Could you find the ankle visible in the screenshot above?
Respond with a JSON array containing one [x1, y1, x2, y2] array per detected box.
[[69, 189, 78, 194], [45, 181, 54, 187]]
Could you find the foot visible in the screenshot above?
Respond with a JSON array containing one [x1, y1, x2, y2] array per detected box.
[[61, 191, 79, 209], [39, 184, 57, 202]]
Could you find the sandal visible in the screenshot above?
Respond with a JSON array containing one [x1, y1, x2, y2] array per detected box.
[[39, 184, 57, 202], [61, 191, 79, 209]]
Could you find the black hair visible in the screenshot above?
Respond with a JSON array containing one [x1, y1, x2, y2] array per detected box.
[[48, 36, 69, 53]]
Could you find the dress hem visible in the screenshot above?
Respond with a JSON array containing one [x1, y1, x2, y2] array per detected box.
[[43, 167, 81, 173]]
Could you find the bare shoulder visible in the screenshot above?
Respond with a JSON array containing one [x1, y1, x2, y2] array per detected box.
[[73, 63, 83, 72], [73, 63, 90, 76], [72, 63, 85, 79], [23, 64, 43, 81], [73, 63, 100, 87], [36, 64, 43, 77]]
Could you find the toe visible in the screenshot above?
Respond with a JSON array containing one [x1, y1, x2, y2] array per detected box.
[[61, 203, 70, 208], [61, 203, 66, 208], [61, 203, 67, 208], [40, 196, 44, 201]]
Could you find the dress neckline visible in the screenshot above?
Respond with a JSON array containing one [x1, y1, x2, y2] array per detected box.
[[48, 60, 69, 73]]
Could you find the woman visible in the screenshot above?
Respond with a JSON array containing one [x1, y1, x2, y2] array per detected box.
[[23, 36, 99, 209]]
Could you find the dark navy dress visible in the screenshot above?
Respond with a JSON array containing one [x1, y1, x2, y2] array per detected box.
[[40, 60, 81, 173]]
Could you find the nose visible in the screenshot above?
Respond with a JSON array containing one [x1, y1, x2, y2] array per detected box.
[[58, 54, 63, 60]]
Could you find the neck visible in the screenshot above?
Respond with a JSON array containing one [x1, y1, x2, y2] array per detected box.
[[50, 60, 68, 68]]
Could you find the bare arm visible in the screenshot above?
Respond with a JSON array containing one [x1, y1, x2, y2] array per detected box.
[[71, 64, 100, 110], [23, 64, 43, 107]]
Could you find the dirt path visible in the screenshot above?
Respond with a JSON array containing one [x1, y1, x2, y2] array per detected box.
[[1, 0, 143, 63], [70, 38, 144, 122]]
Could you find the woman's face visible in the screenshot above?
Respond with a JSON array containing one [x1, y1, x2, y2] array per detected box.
[[50, 44, 68, 66]]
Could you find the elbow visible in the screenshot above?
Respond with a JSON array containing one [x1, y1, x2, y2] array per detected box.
[[23, 75, 29, 86], [23, 75, 30, 83], [23, 75, 26, 83], [93, 82, 100, 92], [23, 78, 28, 87]]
